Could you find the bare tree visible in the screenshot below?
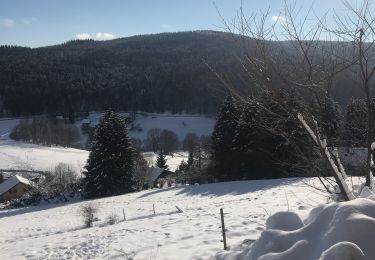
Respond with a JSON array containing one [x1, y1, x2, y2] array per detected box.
[[217, 1, 359, 200], [146, 128, 161, 152], [328, 0, 375, 187], [52, 162, 77, 190], [133, 152, 150, 191], [159, 129, 179, 154]]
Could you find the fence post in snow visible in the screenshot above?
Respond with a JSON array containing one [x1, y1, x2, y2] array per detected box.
[[123, 208, 126, 221], [220, 208, 227, 250], [153, 204, 156, 215], [175, 206, 183, 213]]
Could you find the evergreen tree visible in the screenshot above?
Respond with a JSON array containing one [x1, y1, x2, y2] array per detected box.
[[311, 96, 343, 145], [232, 100, 260, 179], [343, 98, 375, 146], [187, 149, 194, 167], [211, 95, 240, 179], [83, 111, 135, 198], [177, 160, 189, 172], [156, 151, 168, 170], [232, 92, 319, 179]]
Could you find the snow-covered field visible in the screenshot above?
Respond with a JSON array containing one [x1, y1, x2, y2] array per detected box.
[[0, 178, 328, 259], [0, 140, 89, 173], [215, 186, 375, 260], [0, 140, 186, 173], [87, 112, 216, 141], [2, 114, 373, 259], [143, 151, 188, 171], [0, 113, 212, 173]]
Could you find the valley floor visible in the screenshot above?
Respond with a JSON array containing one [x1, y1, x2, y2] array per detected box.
[[0, 178, 327, 259]]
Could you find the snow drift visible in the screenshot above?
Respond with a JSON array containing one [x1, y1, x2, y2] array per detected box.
[[215, 197, 375, 260]]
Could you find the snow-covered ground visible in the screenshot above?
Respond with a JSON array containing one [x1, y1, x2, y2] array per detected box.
[[215, 186, 375, 260], [86, 112, 216, 141], [0, 114, 196, 173], [0, 113, 213, 169], [0, 178, 328, 259], [143, 151, 188, 172], [0, 140, 187, 173], [0, 112, 215, 147], [0, 140, 89, 173]]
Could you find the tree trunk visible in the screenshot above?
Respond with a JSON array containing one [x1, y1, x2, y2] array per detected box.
[[298, 114, 354, 201], [365, 81, 373, 187]]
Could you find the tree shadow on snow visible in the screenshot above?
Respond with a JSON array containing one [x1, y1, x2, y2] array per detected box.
[[0, 199, 84, 218], [138, 178, 301, 198]]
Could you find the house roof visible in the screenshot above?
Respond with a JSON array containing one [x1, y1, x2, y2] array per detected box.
[[0, 175, 32, 195], [148, 167, 165, 182], [147, 167, 175, 183]]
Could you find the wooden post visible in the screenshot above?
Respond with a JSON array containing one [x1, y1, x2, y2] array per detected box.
[[123, 208, 126, 221], [220, 208, 227, 250], [90, 213, 94, 227], [153, 204, 156, 215]]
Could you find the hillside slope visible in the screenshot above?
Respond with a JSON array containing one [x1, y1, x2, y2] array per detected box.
[[0, 30, 364, 117], [0, 31, 246, 116], [0, 179, 327, 259]]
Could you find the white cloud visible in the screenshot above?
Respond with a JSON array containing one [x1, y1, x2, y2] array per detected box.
[[22, 17, 37, 25], [75, 32, 115, 41], [271, 15, 286, 22], [1, 18, 15, 28], [76, 33, 92, 40], [95, 32, 115, 40]]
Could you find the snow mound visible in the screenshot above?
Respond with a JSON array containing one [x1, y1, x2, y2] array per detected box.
[[265, 211, 304, 231], [359, 186, 373, 198], [214, 198, 375, 260], [318, 242, 366, 260]]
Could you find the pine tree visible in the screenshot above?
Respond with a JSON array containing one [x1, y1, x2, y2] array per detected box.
[[83, 111, 135, 198], [311, 96, 343, 145], [187, 149, 194, 167], [156, 151, 168, 170], [344, 98, 375, 146], [211, 95, 240, 179], [232, 100, 260, 179], [232, 92, 318, 179], [177, 160, 189, 172]]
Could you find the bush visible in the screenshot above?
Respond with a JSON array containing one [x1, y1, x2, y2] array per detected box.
[[106, 213, 119, 225], [10, 117, 81, 148], [80, 203, 98, 228]]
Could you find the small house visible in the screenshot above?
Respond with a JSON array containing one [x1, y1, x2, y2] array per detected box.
[[146, 167, 175, 188], [0, 175, 33, 202]]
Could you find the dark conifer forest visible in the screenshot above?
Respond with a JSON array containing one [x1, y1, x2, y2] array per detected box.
[[0, 30, 365, 117], [0, 31, 245, 116]]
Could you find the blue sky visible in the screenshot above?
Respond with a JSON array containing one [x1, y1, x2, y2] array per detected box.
[[0, 0, 344, 47]]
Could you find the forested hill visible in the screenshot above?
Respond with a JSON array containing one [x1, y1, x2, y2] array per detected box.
[[0, 30, 363, 117], [0, 30, 250, 116]]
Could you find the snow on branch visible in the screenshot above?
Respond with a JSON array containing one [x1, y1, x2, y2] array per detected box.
[[297, 113, 355, 201]]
